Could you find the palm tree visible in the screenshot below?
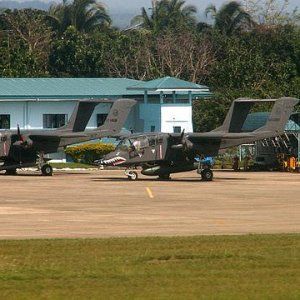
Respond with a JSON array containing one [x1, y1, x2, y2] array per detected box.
[[47, 0, 111, 34], [131, 0, 197, 33], [205, 1, 254, 35]]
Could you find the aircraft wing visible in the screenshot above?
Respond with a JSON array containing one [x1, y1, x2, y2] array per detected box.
[[169, 132, 257, 141], [186, 132, 257, 140], [28, 132, 89, 141]]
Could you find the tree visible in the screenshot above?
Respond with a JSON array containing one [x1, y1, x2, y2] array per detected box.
[[47, 0, 111, 35], [243, 0, 300, 26], [49, 26, 110, 77], [155, 31, 215, 82], [0, 9, 52, 76], [205, 1, 255, 35], [102, 30, 156, 80], [131, 0, 197, 33]]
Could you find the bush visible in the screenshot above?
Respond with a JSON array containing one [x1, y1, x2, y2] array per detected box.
[[65, 143, 115, 164]]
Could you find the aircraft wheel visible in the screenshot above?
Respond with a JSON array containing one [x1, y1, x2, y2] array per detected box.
[[127, 171, 138, 181], [5, 169, 17, 176], [158, 174, 171, 180], [201, 169, 213, 181], [41, 164, 53, 176]]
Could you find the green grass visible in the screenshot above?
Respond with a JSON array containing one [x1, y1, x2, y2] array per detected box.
[[0, 235, 299, 299], [50, 162, 96, 169]]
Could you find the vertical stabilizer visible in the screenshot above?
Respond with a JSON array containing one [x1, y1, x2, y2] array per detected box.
[[97, 99, 137, 135], [254, 97, 299, 134]]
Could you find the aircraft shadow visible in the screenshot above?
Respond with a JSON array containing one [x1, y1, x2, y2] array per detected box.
[[91, 177, 248, 183], [0, 172, 90, 177]]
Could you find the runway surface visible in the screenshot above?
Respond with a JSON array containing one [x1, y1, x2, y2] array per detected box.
[[0, 170, 299, 239]]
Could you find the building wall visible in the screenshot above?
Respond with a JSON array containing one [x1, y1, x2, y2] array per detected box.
[[0, 102, 26, 130], [27, 101, 76, 129], [139, 103, 161, 132], [160, 104, 193, 133], [0, 100, 193, 134], [0, 101, 119, 130]]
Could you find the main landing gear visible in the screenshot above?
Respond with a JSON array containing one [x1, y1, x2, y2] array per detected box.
[[197, 163, 213, 181], [3, 163, 53, 176], [125, 169, 138, 181], [158, 174, 171, 180], [41, 164, 53, 176], [5, 169, 17, 176], [38, 152, 53, 176], [200, 168, 213, 181]]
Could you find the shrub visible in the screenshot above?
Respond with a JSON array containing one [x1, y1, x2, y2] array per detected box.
[[65, 143, 115, 164]]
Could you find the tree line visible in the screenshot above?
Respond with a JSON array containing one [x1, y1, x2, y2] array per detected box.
[[0, 0, 299, 131]]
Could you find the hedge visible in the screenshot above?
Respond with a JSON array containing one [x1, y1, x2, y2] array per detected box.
[[65, 143, 115, 164]]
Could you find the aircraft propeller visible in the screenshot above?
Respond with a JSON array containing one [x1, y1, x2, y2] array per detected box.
[[17, 124, 24, 142], [13, 125, 33, 148], [171, 130, 193, 151]]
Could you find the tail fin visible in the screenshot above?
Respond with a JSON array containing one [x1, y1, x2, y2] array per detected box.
[[254, 97, 299, 134], [60, 100, 104, 132], [97, 99, 136, 135], [213, 98, 299, 134]]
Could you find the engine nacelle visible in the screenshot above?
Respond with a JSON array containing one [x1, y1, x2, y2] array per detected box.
[[142, 163, 198, 176]]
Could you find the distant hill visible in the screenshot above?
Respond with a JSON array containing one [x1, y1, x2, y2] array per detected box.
[[0, 0, 54, 10]]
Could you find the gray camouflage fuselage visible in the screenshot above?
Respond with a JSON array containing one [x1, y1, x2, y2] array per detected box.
[[100, 97, 299, 177]]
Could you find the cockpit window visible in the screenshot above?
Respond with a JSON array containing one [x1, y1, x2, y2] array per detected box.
[[132, 136, 149, 150], [116, 136, 150, 152], [116, 138, 132, 151]]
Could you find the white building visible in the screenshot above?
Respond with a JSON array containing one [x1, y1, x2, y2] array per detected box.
[[0, 77, 211, 135]]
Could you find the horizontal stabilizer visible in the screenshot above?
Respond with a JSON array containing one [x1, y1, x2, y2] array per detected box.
[[97, 99, 137, 136], [213, 97, 299, 134]]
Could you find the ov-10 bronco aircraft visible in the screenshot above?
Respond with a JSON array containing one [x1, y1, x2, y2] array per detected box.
[[97, 97, 299, 181], [0, 99, 136, 176]]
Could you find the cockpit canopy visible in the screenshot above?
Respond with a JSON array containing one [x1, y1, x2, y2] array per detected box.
[[116, 135, 164, 152]]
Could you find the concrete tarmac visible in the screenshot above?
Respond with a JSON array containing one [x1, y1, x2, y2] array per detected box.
[[0, 170, 299, 239]]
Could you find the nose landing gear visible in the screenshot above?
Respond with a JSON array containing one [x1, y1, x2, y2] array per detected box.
[[125, 169, 138, 181]]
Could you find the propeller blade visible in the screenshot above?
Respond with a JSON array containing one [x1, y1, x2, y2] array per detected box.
[[180, 129, 185, 141], [17, 124, 23, 142]]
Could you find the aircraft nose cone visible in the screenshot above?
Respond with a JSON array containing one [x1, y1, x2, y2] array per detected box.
[[94, 158, 105, 165]]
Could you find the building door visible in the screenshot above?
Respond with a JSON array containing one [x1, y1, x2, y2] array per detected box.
[[173, 126, 182, 133]]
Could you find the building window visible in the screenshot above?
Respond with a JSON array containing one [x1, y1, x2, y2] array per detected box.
[[173, 126, 182, 133], [163, 95, 174, 104], [147, 96, 160, 104], [43, 114, 67, 129], [175, 97, 189, 104], [97, 114, 108, 127], [0, 115, 10, 129], [174, 93, 190, 104], [151, 125, 156, 132]]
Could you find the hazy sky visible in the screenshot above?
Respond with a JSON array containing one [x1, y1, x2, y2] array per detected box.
[[102, 0, 233, 12]]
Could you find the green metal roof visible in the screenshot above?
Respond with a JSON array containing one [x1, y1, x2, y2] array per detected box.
[[127, 76, 209, 91], [0, 78, 143, 100]]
